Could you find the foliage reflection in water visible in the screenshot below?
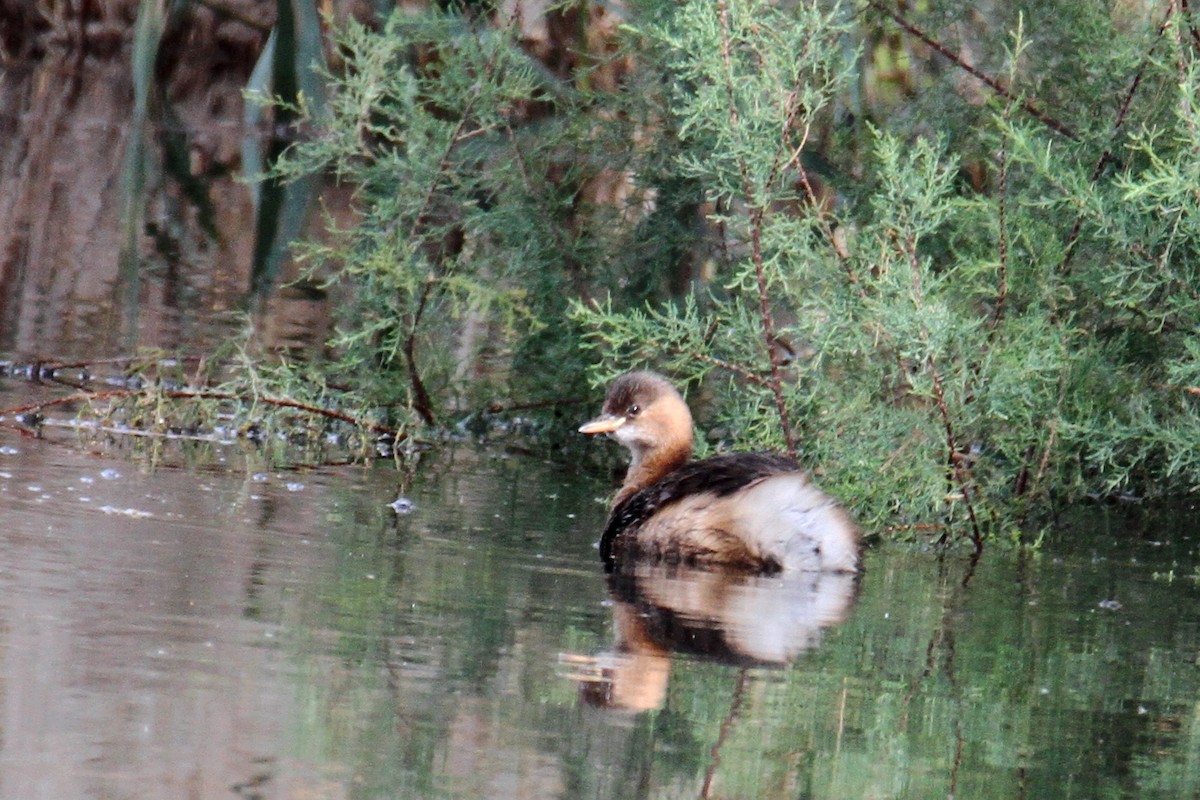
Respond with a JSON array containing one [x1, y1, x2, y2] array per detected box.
[[0, 434, 1198, 798]]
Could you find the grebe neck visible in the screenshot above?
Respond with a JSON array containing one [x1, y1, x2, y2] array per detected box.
[[614, 442, 692, 506]]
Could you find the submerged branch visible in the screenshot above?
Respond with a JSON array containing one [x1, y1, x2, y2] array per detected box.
[[0, 389, 405, 438]]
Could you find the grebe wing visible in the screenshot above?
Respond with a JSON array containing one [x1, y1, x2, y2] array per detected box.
[[726, 475, 860, 573], [601, 454, 858, 573], [600, 453, 800, 567]]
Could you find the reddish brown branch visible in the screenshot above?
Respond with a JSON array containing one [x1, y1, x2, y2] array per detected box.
[[989, 100, 1012, 332], [866, 0, 1079, 141], [927, 359, 983, 553], [748, 211, 798, 456], [693, 353, 772, 388], [404, 278, 438, 427]]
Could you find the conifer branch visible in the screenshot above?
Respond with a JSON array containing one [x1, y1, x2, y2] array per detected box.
[[1171, 0, 1199, 141], [715, 0, 797, 456], [1181, 0, 1200, 52], [901, 231, 983, 551], [796, 164, 863, 291], [404, 277, 438, 426], [989, 99, 1012, 333], [865, 0, 1079, 141], [692, 354, 771, 388], [1059, 6, 1173, 274], [390, 21, 509, 428]]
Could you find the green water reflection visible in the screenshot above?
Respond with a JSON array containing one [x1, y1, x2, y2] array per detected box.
[[1, 427, 1192, 797], [275, 451, 1200, 800]]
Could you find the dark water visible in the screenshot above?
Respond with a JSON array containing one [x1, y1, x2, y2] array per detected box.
[[0, 407, 1198, 800]]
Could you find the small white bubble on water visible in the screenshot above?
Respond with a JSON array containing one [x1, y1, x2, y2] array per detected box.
[[251, 472, 269, 483], [0, 446, 19, 455], [79, 475, 94, 484], [285, 482, 305, 492], [100, 468, 121, 480], [26, 485, 42, 492]]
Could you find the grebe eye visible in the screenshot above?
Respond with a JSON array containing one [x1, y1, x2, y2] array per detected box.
[[627, 404, 641, 417]]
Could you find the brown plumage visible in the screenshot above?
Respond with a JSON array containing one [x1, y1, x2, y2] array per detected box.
[[580, 371, 859, 573]]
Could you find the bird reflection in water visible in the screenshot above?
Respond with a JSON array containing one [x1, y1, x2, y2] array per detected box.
[[564, 370, 861, 710], [560, 565, 858, 712]]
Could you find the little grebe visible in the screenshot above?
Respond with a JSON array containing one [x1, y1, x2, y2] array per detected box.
[[580, 371, 859, 573]]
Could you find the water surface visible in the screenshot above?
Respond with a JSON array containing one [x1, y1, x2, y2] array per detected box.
[[0, 420, 1198, 799]]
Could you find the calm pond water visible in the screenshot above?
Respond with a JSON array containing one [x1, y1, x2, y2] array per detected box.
[[0, 392, 1198, 800]]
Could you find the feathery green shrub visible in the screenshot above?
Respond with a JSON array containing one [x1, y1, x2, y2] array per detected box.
[[277, 0, 1200, 543]]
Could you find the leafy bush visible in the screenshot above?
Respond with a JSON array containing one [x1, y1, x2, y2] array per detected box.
[[278, 0, 1200, 543]]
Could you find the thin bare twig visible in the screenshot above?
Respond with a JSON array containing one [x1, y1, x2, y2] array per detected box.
[[883, 522, 948, 534], [796, 165, 864, 291], [1171, 0, 1199, 141], [693, 353, 772, 388]]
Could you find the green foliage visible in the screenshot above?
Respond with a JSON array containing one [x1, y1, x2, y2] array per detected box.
[[275, 0, 1200, 540], [276, 10, 601, 424]]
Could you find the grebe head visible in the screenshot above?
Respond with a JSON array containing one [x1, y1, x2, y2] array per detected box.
[[579, 371, 694, 467]]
